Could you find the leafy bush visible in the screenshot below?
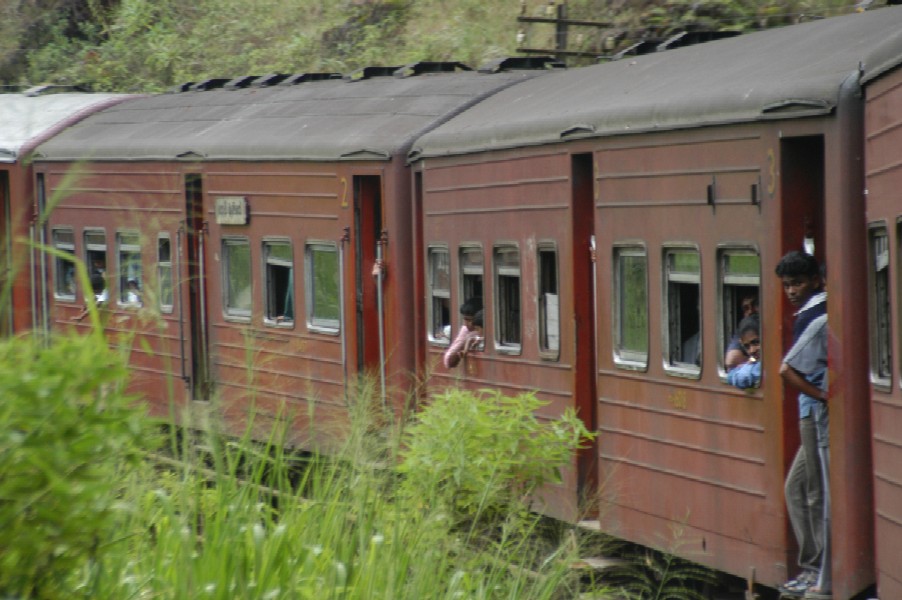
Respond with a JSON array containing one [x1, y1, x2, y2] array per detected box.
[[0, 332, 149, 599], [397, 388, 593, 526]]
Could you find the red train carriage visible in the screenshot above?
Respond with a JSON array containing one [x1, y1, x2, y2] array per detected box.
[[863, 47, 902, 600], [32, 64, 551, 446], [0, 89, 130, 336], [412, 8, 902, 597]]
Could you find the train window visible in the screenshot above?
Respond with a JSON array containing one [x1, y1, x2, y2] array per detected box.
[[117, 231, 142, 307], [537, 243, 560, 358], [869, 224, 891, 388], [663, 247, 701, 376], [428, 246, 451, 344], [613, 245, 648, 369], [263, 240, 294, 327], [157, 235, 173, 312], [458, 245, 484, 310], [84, 230, 108, 302], [223, 237, 252, 319], [718, 248, 760, 376], [52, 228, 76, 300], [494, 245, 521, 353], [305, 242, 340, 333]]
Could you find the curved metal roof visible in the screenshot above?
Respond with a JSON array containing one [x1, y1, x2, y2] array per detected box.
[[33, 69, 546, 162], [0, 93, 130, 164], [413, 6, 902, 158]]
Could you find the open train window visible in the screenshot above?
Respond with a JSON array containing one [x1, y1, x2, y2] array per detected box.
[[663, 247, 701, 377], [537, 243, 560, 359], [428, 246, 451, 344], [84, 230, 108, 302], [157, 235, 173, 313], [305, 242, 339, 333], [52, 228, 76, 301], [117, 231, 142, 307], [494, 244, 521, 354], [613, 244, 648, 369], [222, 237, 251, 319], [263, 240, 294, 327], [458, 245, 484, 310], [718, 247, 760, 376], [870, 224, 891, 389]]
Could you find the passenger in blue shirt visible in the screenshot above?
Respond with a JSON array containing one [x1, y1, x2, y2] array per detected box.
[[726, 314, 760, 389], [776, 251, 830, 599]]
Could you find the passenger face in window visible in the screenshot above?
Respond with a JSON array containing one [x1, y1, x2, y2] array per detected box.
[[740, 330, 760, 361]]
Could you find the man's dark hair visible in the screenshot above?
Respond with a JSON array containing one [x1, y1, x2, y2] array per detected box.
[[460, 297, 482, 317], [90, 273, 106, 295], [737, 314, 760, 338], [775, 250, 820, 279], [472, 309, 484, 328]]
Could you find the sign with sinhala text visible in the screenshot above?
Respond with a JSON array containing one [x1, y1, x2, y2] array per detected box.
[[215, 196, 249, 225]]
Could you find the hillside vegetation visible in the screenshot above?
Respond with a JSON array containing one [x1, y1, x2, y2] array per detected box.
[[0, 0, 875, 92]]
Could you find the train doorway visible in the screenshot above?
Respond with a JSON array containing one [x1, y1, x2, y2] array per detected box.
[[778, 134, 825, 575], [572, 153, 599, 505], [184, 173, 210, 401], [353, 175, 384, 378]]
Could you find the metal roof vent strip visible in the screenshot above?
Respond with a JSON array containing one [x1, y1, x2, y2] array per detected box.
[[168, 82, 195, 93], [252, 74, 292, 87], [393, 61, 473, 78], [477, 56, 565, 74], [24, 84, 90, 96], [277, 72, 344, 86], [560, 123, 596, 138], [224, 76, 260, 90], [339, 149, 391, 160], [761, 99, 833, 114], [344, 66, 403, 82], [176, 150, 208, 160], [656, 30, 741, 52], [190, 78, 231, 91]]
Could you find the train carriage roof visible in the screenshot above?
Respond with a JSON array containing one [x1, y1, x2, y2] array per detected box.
[[412, 6, 902, 158], [32, 70, 545, 162], [0, 93, 129, 164]]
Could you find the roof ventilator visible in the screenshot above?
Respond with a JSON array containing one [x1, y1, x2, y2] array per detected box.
[[190, 78, 231, 92], [393, 62, 472, 78], [224, 76, 259, 90], [656, 30, 740, 52], [277, 73, 343, 86], [344, 66, 402, 82], [478, 56, 564, 73]]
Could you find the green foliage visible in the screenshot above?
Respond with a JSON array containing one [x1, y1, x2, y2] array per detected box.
[[5, 0, 872, 91], [398, 388, 593, 526], [0, 332, 150, 599]]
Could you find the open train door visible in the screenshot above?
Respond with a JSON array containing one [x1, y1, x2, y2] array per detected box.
[[572, 153, 599, 509], [352, 175, 385, 396], [181, 173, 211, 402]]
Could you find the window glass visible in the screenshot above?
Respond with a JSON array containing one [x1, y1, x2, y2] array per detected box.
[[223, 237, 251, 317], [719, 249, 760, 372], [428, 247, 451, 343], [52, 228, 76, 299], [306, 243, 339, 331], [870, 225, 891, 384], [459, 246, 484, 305], [494, 245, 521, 352], [538, 244, 559, 356], [118, 231, 142, 306], [158, 235, 173, 312], [84, 230, 108, 302], [264, 241, 294, 325], [665, 248, 701, 371], [614, 246, 648, 366]]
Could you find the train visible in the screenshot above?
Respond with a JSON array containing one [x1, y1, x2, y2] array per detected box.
[[3, 6, 902, 598]]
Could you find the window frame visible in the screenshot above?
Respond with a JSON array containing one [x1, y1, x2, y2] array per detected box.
[[716, 244, 761, 378], [262, 238, 295, 328], [613, 242, 649, 371], [157, 233, 174, 313], [222, 235, 252, 321], [427, 244, 451, 345], [116, 230, 142, 307], [52, 227, 76, 301], [305, 241, 341, 334], [493, 243, 521, 355], [537, 240, 560, 361], [84, 228, 108, 302], [869, 221, 891, 390], [662, 244, 702, 378]]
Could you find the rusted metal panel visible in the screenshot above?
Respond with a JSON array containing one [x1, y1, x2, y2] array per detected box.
[[865, 65, 902, 600]]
